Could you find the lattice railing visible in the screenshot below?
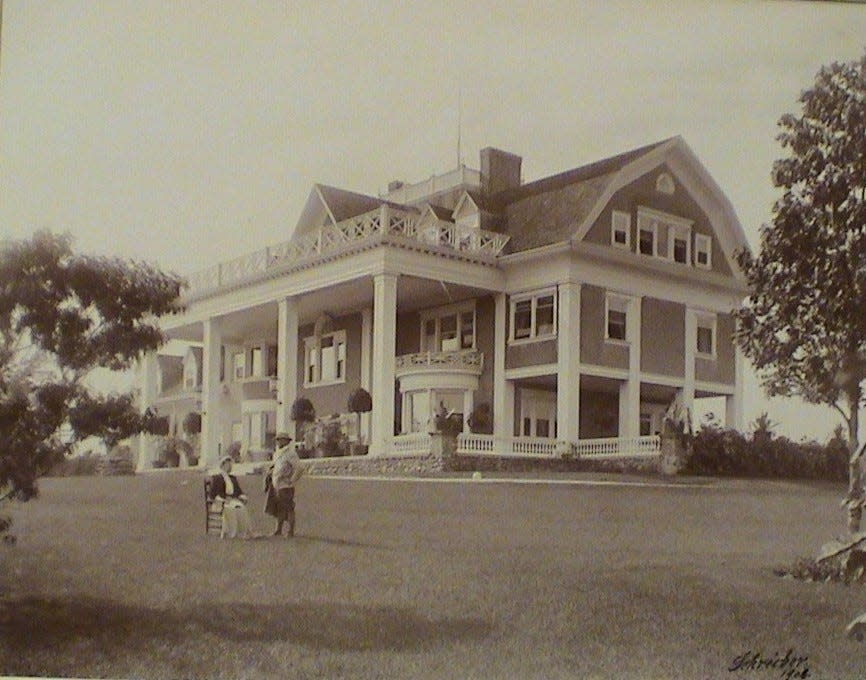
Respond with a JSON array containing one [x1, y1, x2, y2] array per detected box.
[[184, 205, 509, 298]]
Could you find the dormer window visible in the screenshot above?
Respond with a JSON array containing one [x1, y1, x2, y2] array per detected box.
[[637, 215, 657, 256], [668, 224, 691, 264], [611, 211, 631, 249], [695, 234, 712, 268]]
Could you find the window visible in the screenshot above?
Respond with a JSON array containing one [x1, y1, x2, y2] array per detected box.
[[250, 347, 263, 377], [605, 294, 630, 342], [233, 352, 245, 380], [637, 208, 694, 263], [509, 288, 557, 342], [640, 412, 653, 436], [696, 314, 716, 357], [420, 303, 476, 352], [611, 211, 631, 249], [637, 214, 657, 256], [668, 224, 691, 264], [695, 234, 712, 268], [304, 330, 347, 386], [183, 363, 196, 390]]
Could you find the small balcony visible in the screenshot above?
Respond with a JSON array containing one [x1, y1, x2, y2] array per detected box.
[[395, 349, 484, 379]]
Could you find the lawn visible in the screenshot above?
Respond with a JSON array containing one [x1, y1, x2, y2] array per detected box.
[[0, 470, 861, 679]]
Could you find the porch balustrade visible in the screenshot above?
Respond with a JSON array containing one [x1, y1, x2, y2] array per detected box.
[[184, 206, 510, 298], [391, 432, 433, 456], [571, 435, 660, 459], [456, 433, 662, 459]]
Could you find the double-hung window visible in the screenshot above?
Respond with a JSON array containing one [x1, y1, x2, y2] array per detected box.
[[668, 224, 691, 264], [605, 293, 631, 343], [696, 313, 716, 358], [695, 234, 712, 269], [420, 303, 476, 353], [636, 213, 657, 256], [233, 352, 246, 381], [304, 330, 347, 386], [509, 288, 557, 342], [611, 211, 631, 249]]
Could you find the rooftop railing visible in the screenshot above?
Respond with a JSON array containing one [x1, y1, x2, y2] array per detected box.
[[184, 205, 509, 299]]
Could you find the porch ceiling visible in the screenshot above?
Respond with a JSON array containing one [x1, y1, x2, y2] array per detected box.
[[641, 382, 678, 404], [164, 275, 493, 344]]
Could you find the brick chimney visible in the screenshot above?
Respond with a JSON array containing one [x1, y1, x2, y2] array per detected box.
[[480, 147, 522, 196]]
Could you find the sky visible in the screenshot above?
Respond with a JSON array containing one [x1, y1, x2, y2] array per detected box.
[[1, 0, 865, 442]]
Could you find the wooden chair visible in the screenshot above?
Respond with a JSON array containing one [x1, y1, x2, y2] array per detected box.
[[203, 476, 223, 535]]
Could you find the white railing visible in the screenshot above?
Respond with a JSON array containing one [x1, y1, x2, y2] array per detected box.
[[457, 434, 661, 459], [391, 432, 433, 456], [184, 205, 510, 298], [383, 166, 481, 204], [395, 349, 484, 375], [571, 435, 661, 459], [456, 434, 561, 458]]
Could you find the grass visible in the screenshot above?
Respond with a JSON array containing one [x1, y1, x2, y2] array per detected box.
[[0, 471, 862, 679]]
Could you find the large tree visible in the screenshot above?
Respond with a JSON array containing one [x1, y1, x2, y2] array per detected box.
[[0, 231, 183, 514], [735, 52, 866, 531]]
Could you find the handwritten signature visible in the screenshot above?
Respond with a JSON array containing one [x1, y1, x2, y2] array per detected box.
[[728, 649, 810, 679]]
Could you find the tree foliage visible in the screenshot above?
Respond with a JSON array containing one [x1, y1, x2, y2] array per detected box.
[[734, 52, 866, 527], [0, 231, 183, 509]]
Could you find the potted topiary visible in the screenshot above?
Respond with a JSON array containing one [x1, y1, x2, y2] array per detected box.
[[347, 387, 372, 455], [290, 397, 316, 456]]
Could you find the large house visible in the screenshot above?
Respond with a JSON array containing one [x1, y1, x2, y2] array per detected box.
[[137, 137, 748, 470]]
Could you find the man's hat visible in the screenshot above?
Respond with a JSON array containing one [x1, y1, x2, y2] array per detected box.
[[274, 432, 293, 442]]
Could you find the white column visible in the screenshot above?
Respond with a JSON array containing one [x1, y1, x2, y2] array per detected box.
[[462, 391, 474, 433], [200, 318, 224, 468], [556, 282, 581, 442], [361, 307, 373, 442], [136, 351, 159, 472], [276, 297, 299, 434], [370, 273, 397, 455], [493, 292, 515, 440], [683, 308, 697, 415], [619, 295, 642, 437], [726, 346, 744, 430]]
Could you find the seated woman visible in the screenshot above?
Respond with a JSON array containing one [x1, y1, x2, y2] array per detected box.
[[210, 456, 254, 539]]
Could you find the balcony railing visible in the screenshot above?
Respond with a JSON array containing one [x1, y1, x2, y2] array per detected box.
[[184, 205, 510, 298], [395, 349, 483, 376]]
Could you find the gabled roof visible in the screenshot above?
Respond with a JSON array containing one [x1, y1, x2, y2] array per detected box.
[[493, 138, 674, 205], [495, 136, 749, 276], [422, 203, 454, 222], [293, 184, 414, 239]]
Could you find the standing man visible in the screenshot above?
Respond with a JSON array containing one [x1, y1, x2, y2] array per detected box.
[[268, 432, 308, 537]]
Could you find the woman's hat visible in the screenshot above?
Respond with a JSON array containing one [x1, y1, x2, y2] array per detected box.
[[219, 455, 233, 465], [274, 432, 293, 442]]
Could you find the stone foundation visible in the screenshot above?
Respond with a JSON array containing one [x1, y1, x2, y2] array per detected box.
[[307, 453, 446, 477], [446, 454, 661, 475]]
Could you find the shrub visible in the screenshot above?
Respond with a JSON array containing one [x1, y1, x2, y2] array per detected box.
[[182, 412, 201, 435], [47, 452, 105, 477], [682, 423, 848, 481], [467, 403, 492, 434]]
